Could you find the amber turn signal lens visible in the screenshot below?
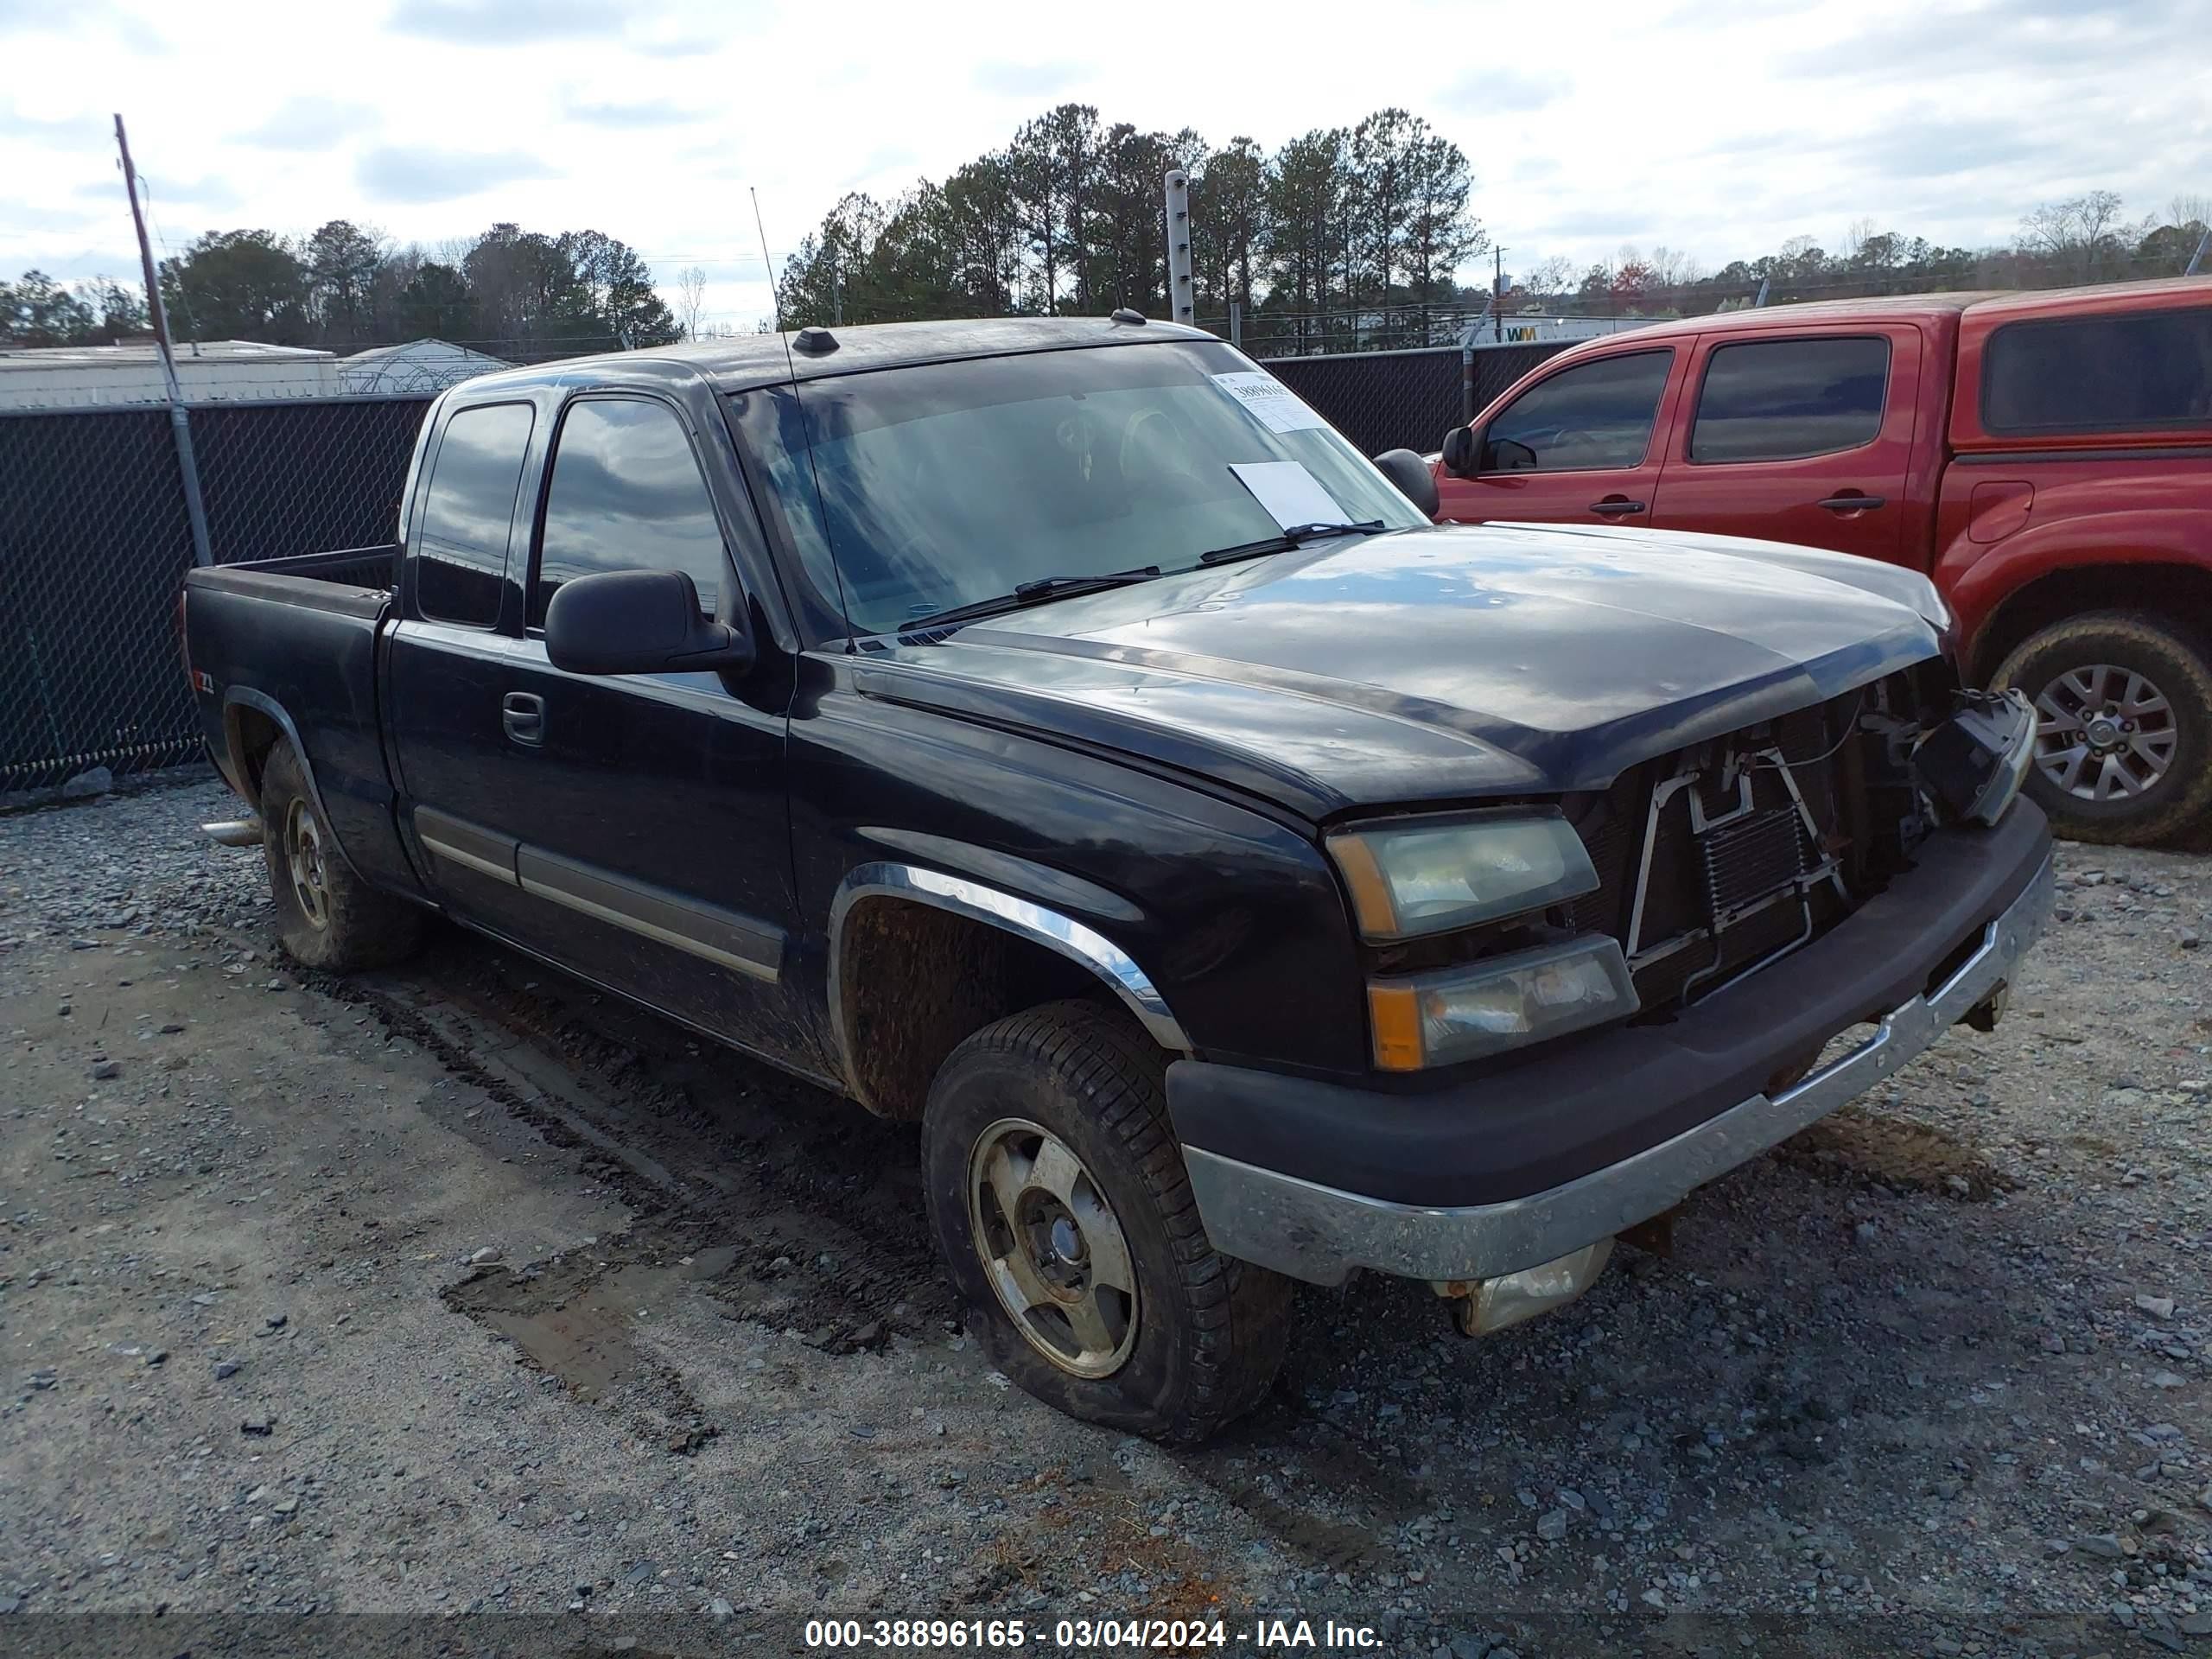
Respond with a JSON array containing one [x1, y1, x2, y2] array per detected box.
[[1332, 834, 1400, 938], [1368, 982, 1423, 1072]]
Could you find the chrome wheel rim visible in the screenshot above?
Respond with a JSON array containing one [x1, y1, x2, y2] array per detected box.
[[2031, 663, 2177, 802], [285, 798, 330, 930], [965, 1117, 1138, 1379]]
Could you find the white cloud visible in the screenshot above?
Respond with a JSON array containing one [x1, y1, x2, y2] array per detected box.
[[238, 99, 380, 151]]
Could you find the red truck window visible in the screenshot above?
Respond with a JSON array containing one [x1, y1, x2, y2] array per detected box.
[[1481, 350, 1673, 473], [1982, 308, 2212, 435], [1688, 337, 1891, 463]]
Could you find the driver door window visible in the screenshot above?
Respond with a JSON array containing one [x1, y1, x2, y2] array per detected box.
[[1482, 351, 1675, 473], [528, 397, 732, 626], [1437, 347, 1680, 528]]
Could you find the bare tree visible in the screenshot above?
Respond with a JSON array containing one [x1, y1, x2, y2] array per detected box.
[[1645, 245, 1706, 287], [1520, 254, 1575, 298], [676, 264, 708, 340], [2020, 190, 2129, 282]]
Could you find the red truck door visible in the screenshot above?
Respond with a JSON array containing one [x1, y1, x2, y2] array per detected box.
[[1434, 346, 1684, 527], [1649, 326, 1923, 564]]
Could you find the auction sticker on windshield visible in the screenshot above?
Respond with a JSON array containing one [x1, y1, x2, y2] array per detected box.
[[1211, 371, 1332, 433]]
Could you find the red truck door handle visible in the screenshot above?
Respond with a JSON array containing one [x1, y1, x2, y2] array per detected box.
[[1588, 497, 1646, 516], [1817, 493, 1887, 513], [501, 691, 545, 747]]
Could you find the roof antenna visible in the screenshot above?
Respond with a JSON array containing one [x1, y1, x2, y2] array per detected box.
[[751, 187, 788, 343]]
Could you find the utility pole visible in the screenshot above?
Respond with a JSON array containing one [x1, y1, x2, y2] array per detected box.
[[1163, 170, 1193, 326], [115, 113, 213, 569], [1492, 245, 1506, 342]]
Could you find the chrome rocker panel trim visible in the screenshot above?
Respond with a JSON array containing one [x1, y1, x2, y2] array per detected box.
[[828, 861, 1190, 1109], [1184, 849, 2056, 1287]]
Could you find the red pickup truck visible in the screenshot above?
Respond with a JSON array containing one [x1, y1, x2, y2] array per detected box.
[[1432, 278, 2212, 845]]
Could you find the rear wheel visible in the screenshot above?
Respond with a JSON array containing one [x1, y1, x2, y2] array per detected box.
[[259, 744, 423, 972], [1992, 610, 2212, 846], [922, 1000, 1293, 1445]]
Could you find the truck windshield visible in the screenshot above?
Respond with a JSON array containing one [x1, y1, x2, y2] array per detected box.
[[765, 340, 1425, 637]]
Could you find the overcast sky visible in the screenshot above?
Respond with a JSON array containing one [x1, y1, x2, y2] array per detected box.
[[3, 0, 2207, 333]]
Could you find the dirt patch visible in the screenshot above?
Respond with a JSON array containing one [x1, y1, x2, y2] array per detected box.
[[442, 1234, 741, 1402], [1773, 1104, 2014, 1198]]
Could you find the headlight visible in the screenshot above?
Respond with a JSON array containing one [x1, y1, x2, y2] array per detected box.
[[1326, 810, 1600, 942], [1367, 936, 1638, 1071]]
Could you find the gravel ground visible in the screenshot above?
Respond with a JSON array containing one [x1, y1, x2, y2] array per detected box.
[[3, 777, 2209, 1658]]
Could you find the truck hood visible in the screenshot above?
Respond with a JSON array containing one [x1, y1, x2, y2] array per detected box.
[[853, 521, 1947, 821]]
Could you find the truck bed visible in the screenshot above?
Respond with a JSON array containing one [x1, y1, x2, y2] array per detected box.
[[187, 545, 397, 618], [181, 543, 424, 900]]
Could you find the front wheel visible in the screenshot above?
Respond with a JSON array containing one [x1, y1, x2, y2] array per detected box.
[[922, 1001, 1293, 1445], [1992, 610, 2212, 846]]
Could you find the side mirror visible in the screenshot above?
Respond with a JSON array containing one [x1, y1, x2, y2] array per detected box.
[[1439, 424, 1480, 478], [1371, 448, 1440, 518], [544, 569, 755, 677]]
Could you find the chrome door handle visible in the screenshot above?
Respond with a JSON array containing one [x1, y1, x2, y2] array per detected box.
[[501, 691, 545, 747]]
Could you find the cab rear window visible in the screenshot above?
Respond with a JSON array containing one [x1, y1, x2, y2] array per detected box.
[[1982, 308, 2212, 435]]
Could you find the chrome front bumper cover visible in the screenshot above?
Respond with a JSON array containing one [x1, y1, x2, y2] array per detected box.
[[1185, 849, 2056, 1287]]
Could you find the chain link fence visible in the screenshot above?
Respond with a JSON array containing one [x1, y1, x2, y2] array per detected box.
[[1266, 340, 1573, 457], [1, 396, 434, 794]]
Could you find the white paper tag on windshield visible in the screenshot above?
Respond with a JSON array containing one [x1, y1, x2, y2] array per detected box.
[[1229, 461, 1352, 531], [1211, 371, 1331, 433]]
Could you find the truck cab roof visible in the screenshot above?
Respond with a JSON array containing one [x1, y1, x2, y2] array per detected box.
[[449, 315, 1218, 401]]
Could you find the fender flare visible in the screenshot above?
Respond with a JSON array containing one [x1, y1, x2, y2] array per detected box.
[[220, 688, 361, 880], [826, 861, 1191, 1111], [1936, 508, 2212, 662]]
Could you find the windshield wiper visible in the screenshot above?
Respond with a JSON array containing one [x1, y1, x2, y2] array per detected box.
[[1198, 520, 1388, 565], [907, 565, 1162, 631]]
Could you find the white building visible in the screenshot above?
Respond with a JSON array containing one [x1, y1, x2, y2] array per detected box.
[[0, 339, 341, 410], [337, 339, 511, 395], [1471, 315, 1658, 349]]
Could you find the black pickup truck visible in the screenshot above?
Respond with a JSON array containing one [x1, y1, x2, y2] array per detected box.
[[182, 316, 2053, 1443]]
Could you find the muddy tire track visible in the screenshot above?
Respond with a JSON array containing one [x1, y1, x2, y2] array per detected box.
[[303, 934, 961, 1361]]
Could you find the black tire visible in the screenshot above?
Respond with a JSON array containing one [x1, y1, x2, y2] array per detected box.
[[1990, 610, 2212, 847], [922, 1000, 1293, 1445], [259, 744, 423, 972]]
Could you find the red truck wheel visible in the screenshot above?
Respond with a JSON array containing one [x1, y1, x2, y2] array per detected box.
[[1993, 611, 2212, 846]]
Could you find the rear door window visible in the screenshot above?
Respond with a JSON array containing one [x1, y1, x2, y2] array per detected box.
[[415, 402, 535, 626], [1983, 308, 2212, 434], [1689, 336, 1891, 461], [1483, 351, 1673, 472], [529, 398, 729, 626]]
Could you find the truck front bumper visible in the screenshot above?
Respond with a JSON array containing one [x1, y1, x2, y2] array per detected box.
[[1170, 803, 2055, 1287]]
